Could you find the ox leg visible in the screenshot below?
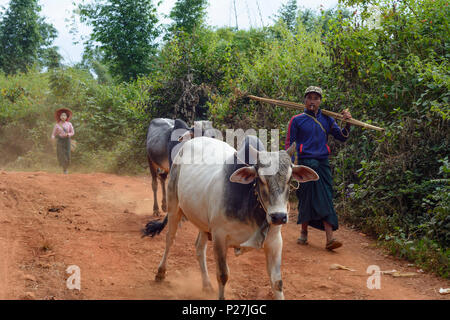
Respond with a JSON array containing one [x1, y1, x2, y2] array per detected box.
[[264, 226, 285, 300], [213, 235, 229, 300], [195, 231, 213, 293], [159, 171, 168, 212], [147, 157, 160, 216], [155, 207, 183, 281]]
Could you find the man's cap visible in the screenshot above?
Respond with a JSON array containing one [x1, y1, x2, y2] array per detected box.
[[304, 86, 323, 98]]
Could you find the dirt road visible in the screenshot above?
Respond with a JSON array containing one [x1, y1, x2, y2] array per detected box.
[[0, 170, 448, 300]]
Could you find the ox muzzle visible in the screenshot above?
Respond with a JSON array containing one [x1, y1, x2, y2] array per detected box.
[[269, 213, 287, 225]]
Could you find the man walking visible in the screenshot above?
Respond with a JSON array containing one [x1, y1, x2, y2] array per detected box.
[[285, 86, 352, 250]]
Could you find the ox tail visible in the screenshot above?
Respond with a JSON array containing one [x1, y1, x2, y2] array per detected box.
[[141, 215, 168, 238]]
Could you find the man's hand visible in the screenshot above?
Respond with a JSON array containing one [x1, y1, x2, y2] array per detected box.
[[342, 108, 352, 120], [342, 108, 352, 126]]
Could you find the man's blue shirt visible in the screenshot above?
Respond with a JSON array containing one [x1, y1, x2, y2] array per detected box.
[[285, 108, 350, 162]]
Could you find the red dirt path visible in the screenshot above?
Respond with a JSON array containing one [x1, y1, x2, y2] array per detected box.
[[0, 170, 448, 300]]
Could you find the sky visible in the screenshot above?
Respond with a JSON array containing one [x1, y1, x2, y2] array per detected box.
[[0, 0, 339, 64]]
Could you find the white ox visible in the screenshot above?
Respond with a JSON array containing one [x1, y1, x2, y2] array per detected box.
[[142, 136, 318, 300]]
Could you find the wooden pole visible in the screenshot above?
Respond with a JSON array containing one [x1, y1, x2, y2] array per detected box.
[[247, 95, 385, 132]]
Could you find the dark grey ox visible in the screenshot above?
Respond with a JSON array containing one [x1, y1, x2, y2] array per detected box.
[[143, 136, 319, 299], [146, 118, 214, 216]]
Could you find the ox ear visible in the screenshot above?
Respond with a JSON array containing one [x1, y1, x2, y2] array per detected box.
[[230, 166, 257, 184], [292, 165, 319, 183]]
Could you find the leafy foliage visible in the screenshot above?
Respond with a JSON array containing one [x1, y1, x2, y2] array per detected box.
[[168, 0, 208, 35], [76, 0, 160, 81], [326, 0, 449, 276], [276, 0, 298, 32], [0, 0, 58, 74]]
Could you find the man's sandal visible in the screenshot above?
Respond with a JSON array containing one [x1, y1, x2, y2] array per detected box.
[[297, 232, 308, 245], [326, 238, 342, 250]]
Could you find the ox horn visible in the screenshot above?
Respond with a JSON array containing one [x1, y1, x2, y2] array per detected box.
[[286, 142, 296, 157], [247, 144, 259, 166]]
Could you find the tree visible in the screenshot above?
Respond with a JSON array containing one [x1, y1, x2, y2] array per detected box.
[[0, 0, 58, 74], [77, 0, 160, 82], [39, 46, 62, 69], [79, 48, 113, 84], [37, 17, 61, 69], [168, 0, 208, 35], [297, 8, 316, 32], [296, 7, 351, 35], [276, 0, 297, 32]]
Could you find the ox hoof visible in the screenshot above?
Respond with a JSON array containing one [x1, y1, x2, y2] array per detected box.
[[153, 210, 161, 217], [162, 204, 167, 212], [155, 273, 165, 282]]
